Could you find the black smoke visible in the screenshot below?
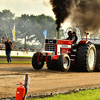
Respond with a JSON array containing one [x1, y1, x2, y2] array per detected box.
[[50, 0, 74, 31], [72, 0, 100, 31], [50, 0, 100, 32]]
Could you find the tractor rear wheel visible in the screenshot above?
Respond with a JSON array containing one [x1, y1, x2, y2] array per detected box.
[[75, 43, 96, 72], [57, 54, 70, 72], [32, 52, 44, 70]]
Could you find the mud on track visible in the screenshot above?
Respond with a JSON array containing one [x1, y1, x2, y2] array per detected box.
[[0, 63, 100, 99]]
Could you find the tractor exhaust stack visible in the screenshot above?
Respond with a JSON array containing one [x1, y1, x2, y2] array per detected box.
[[57, 31, 59, 39]]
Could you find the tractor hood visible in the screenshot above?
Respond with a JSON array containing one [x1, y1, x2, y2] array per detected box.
[[45, 39, 73, 45], [45, 39, 73, 55]]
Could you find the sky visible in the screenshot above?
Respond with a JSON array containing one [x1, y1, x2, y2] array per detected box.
[[0, 0, 71, 30], [0, 0, 55, 18]]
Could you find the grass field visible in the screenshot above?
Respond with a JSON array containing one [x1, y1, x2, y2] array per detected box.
[[0, 55, 32, 63], [27, 88, 100, 100], [0, 55, 32, 58], [0, 61, 31, 63]]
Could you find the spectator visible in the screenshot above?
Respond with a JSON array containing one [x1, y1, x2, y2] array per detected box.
[[2, 37, 13, 63]]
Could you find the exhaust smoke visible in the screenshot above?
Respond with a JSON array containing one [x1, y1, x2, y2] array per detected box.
[[50, 0, 100, 33], [72, 0, 100, 31], [49, 0, 78, 32]]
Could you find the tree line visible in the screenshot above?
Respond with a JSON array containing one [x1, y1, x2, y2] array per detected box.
[[0, 9, 64, 49]]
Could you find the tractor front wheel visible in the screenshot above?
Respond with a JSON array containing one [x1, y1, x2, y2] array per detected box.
[[57, 54, 70, 72], [32, 52, 44, 70]]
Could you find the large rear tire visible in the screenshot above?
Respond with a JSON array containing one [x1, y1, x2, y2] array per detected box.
[[32, 52, 44, 70], [57, 54, 70, 72], [75, 43, 96, 72]]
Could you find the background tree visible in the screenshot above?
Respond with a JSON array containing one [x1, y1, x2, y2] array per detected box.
[[15, 14, 57, 48], [0, 9, 15, 41], [0, 9, 65, 49]]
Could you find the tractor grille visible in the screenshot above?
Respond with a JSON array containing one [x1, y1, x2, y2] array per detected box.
[[45, 39, 57, 44], [46, 45, 56, 52]]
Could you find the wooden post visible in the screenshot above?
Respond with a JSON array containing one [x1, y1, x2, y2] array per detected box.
[[25, 74, 28, 86], [24, 74, 28, 100]]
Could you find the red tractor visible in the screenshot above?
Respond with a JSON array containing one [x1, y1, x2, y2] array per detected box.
[[32, 27, 99, 72]]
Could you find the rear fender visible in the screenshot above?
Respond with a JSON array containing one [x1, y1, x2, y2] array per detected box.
[[78, 40, 89, 44]]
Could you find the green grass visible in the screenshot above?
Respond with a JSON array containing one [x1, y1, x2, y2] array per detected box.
[[27, 88, 100, 100], [0, 61, 31, 64], [0, 55, 32, 58]]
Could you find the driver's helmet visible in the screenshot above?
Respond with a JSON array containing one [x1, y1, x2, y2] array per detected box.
[[68, 31, 73, 36]]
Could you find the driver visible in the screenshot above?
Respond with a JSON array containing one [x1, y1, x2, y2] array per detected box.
[[66, 31, 77, 44]]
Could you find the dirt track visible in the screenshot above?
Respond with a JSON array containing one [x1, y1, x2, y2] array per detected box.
[[0, 63, 100, 99]]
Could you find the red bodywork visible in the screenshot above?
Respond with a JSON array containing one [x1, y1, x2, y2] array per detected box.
[[51, 55, 59, 60], [37, 52, 41, 62], [60, 48, 71, 54], [57, 40, 73, 45], [37, 39, 87, 66], [45, 39, 73, 62]]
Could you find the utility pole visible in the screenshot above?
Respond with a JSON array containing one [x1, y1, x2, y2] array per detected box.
[[24, 36, 26, 50]]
